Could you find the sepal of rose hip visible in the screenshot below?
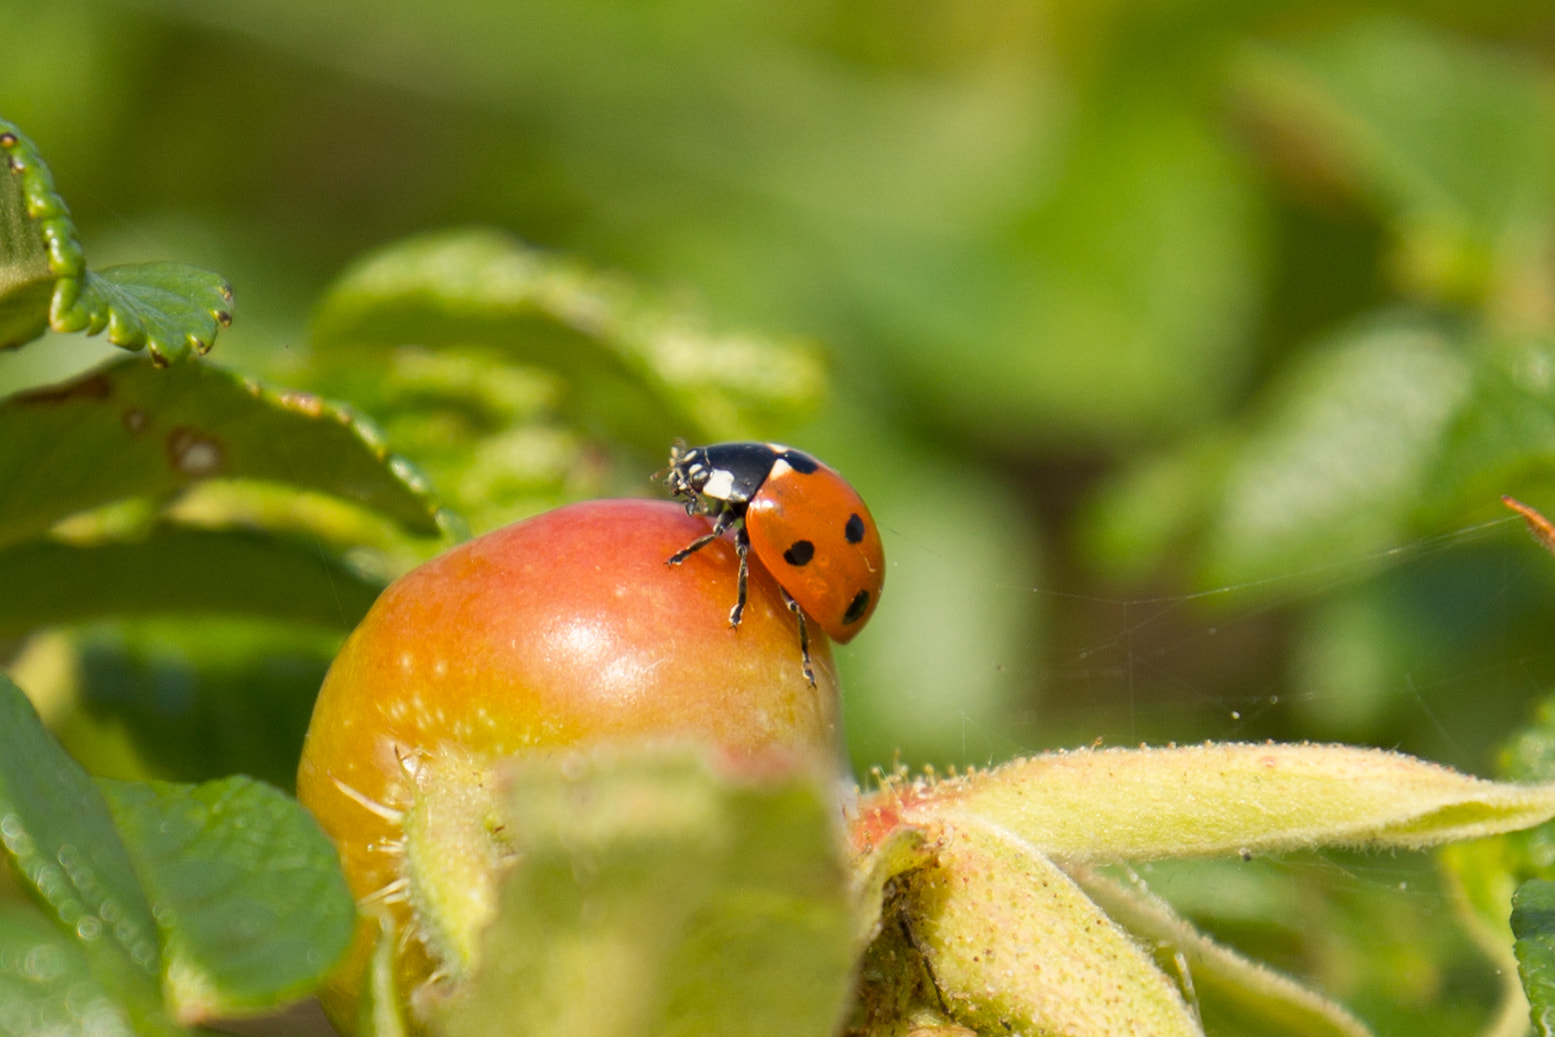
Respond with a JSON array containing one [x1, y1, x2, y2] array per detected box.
[[839, 742, 1555, 1037], [403, 743, 859, 1036]]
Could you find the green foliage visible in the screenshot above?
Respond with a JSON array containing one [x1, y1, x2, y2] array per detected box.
[[428, 750, 856, 1037], [1514, 879, 1555, 1036], [0, 119, 234, 364], [64, 619, 341, 788], [1206, 317, 1470, 586], [0, 356, 443, 547], [6, 3, 1555, 1034], [0, 673, 175, 1036], [0, 897, 140, 1037], [99, 775, 355, 1020], [1238, 18, 1555, 312], [305, 228, 825, 532], [0, 673, 353, 1028], [0, 527, 382, 639]]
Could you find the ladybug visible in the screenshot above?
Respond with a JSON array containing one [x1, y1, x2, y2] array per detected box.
[[663, 441, 885, 685]]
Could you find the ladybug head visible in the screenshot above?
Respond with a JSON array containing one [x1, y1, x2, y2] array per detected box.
[[661, 442, 710, 500]]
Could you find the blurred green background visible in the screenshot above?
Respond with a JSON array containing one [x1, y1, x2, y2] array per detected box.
[[8, 0, 1555, 773], [6, 4, 1555, 1029]]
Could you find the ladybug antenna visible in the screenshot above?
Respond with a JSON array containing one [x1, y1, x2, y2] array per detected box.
[[654, 439, 690, 484]]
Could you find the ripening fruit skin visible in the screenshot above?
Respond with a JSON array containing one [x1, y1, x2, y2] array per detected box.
[[296, 499, 842, 1029]]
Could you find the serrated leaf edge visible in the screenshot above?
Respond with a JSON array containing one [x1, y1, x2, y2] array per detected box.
[[1, 119, 234, 363]]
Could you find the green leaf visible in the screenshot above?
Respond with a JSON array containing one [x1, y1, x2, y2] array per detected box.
[[1080, 436, 1234, 581], [0, 355, 446, 547], [0, 118, 235, 362], [310, 228, 826, 448], [902, 743, 1555, 862], [51, 264, 235, 367], [0, 524, 383, 639], [0, 673, 179, 1035], [65, 619, 339, 789], [0, 124, 54, 350], [1237, 19, 1555, 309], [426, 748, 855, 1037], [303, 342, 586, 532], [1425, 339, 1555, 515], [862, 83, 1261, 442], [1513, 879, 1555, 1036], [1206, 317, 1470, 586], [98, 775, 356, 1023], [0, 898, 137, 1037]]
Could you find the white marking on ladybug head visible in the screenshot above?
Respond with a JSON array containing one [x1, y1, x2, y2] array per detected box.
[[770, 457, 793, 479], [703, 468, 736, 499]]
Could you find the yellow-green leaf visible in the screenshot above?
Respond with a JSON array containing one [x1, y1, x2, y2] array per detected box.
[[904, 743, 1555, 862], [902, 813, 1202, 1037]]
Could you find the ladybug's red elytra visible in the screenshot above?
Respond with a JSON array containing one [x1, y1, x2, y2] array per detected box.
[[664, 441, 885, 684]]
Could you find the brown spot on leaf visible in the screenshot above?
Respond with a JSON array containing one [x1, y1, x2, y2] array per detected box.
[[15, 373, 112, 405], [279, 391, 325, 417], [166, 427, 224, 477], [0, 133, 16, 147], [122, 409, 149, 436]]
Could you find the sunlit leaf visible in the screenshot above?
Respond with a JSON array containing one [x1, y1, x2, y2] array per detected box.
[[99, 775, 356, 1023], [899, 742, 1555, 862], [866, 85, 1261, 442], [0, 355, 445, 547], [311, 228, 826, 449], [51, 264, 235, 367], [301, 342, 584, 533], [1080, 436, 1234, 581], [1207, 318, 1470, 585], [0, 673, 180, 1036]]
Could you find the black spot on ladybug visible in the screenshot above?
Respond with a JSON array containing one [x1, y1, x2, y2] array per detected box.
[[843, 589, 870, 625], [844, 513, 865, 544], [783, 540, 815, 566], [782, 450, 820, 475]]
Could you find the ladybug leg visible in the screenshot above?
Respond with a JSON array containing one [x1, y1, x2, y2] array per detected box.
[[729, 525, 750, 628], [780, 587, 816, 687], [666, 507, 737, 566]]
